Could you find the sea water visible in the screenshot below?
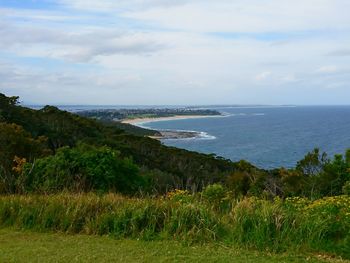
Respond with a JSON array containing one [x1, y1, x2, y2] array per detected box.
[[31, 104, 350, 169], [140, 106, 350, 169]]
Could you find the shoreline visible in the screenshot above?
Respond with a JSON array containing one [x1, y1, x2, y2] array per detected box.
[[120, 114, 221, 140], [120, 114, 221, 125]]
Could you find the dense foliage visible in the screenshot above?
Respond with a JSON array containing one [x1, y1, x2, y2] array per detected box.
[[17, 145, 144, 194], [0, 93, 349, 198], [0, 122, 49, 193], [0, 93, 238, 194], [112, 121, 161, 137]]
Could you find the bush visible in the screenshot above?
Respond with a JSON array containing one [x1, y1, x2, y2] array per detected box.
[[343, 181, 350, 195], [201, 184, 228, 210], [17, 144, 144, 194], [166, 189, 193, 204], [0, 123, 49, 193], [284, 195, 350, 257]]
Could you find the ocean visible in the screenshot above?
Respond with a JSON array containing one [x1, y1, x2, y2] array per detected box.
[[137, 106, 350, 169], [30, 104, 350, 169]]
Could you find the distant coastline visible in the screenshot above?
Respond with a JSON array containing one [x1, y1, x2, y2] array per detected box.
[[121, 114, 221, 125], [74, 108, 221, 139], [121, 114, 221, 140]]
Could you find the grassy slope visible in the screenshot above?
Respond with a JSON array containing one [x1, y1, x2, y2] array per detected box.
[[0, 229, 346, 263]]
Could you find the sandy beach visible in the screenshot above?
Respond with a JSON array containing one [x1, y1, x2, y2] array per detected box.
[[121, 115, 220, 125], [121, 115, 220, 140]]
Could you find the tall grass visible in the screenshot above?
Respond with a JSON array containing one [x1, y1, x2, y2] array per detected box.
[[227, 196, 349, 256], [0, 194, 222, 242], [0, 193, 349, 258]]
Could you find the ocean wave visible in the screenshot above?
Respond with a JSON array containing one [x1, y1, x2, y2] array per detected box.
[[197, 131, 216, 140], [132, 122, 151, 129]]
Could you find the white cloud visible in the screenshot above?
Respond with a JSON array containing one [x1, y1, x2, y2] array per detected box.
[[281, 74, 298, 83], [123, 0, 350, 33], [0, 20, 164, 62], [316, 65, 338, 74], [255, 71, 272, 81], [57, 0, 190, 12], [0, 7, 81, 22], [327, 49, 350, 57], [1, 1, 350, 104]]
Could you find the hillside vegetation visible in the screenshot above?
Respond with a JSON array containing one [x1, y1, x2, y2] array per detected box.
[[1, 93, 350, 260], [0, 93, 240, 194], [1, 93, 349, 198]]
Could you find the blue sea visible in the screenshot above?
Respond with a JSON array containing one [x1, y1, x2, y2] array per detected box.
[[30, 105, 350, 169], [137, 106, 350, 169]]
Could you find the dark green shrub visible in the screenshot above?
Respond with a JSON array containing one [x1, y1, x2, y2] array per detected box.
[[18, 144, 144, 194], [343, 181, 350, 195], [202, 184, 229, 210]]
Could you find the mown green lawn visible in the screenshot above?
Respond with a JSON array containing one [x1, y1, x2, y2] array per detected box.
[[0, 229, 347, 263]]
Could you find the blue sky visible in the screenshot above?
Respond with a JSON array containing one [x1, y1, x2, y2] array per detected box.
[[0, 0, 350, 105]]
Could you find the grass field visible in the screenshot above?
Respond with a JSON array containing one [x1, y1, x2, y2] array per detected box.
[[0, 229, 348, 263]]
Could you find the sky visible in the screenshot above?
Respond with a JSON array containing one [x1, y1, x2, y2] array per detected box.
[[0, 0, 349, 105]]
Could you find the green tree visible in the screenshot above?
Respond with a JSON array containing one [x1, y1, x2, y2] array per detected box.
[[320, 153, 350, 196], [279, 168, 305, 197], [296, 148, 328, 198], [0, 123, 48, 193], [19, 144, 144, 194]]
